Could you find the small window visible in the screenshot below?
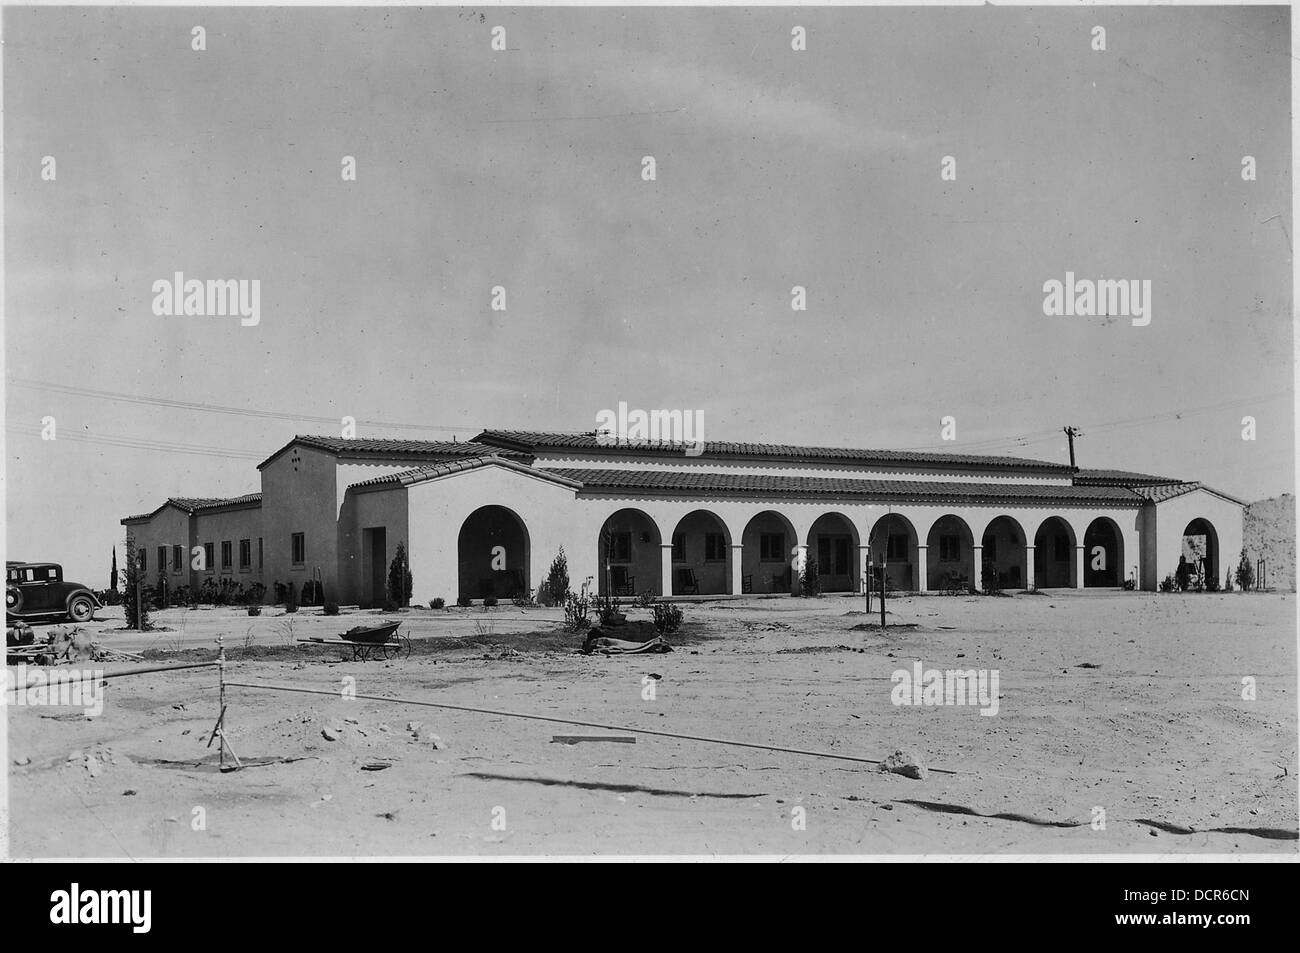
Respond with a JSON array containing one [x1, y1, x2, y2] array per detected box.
[[239, 539, 252, 570], [671, 533, 685, 561], [759, 532, 785, 561], [157, 547, 167, 575], [887, 534, 908, 561], [172, 545, 183, 572], [221, 541, 233, 570], [204, 542, 215, 573], [705, 533, 727, 561], [138, 550, 147, 573], [939, 535, 961, 562], [291, 532, 306, 565], [608, 532, 631, 562]]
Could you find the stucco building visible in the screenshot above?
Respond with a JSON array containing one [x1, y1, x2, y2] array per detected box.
[[121, 430, 1245, 605]]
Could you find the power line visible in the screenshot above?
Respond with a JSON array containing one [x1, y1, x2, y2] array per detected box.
[[5, 424, 266, 461], [7, 378, 481, 435]]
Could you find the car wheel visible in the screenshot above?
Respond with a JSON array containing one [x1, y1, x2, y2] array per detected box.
[[68, 594, 94, 623], [6, 587, 22, 613]]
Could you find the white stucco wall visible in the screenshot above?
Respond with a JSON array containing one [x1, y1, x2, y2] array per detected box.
[[1148, 489, 1245, 590]]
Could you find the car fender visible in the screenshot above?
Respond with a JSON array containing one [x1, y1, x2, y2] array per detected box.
[[65, 587, 102, 611]]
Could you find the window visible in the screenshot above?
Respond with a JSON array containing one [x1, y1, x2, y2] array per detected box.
[[138, 549, 146, 573], [672, 533, 685, 561], [239, 539, 252, 570], [608, 532, 631, 562], [157, 547, 166, 575], [258, 537, 263, 569], [221, 541, 233, 570], [1054, 536, 1069, 562], [705, 533, 727, 561], [172, 545, 183, 572], [939, 535, 961, 562], [204, 542, 214, 573], [291, 532, 306, 565], [759, 532, 785, 561], [887, 533, 908, 561]]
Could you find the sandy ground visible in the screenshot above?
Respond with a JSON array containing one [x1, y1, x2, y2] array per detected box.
[[5, 591, 1297, 857]]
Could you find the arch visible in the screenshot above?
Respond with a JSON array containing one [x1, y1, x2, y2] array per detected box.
[[806, 512, 861, 593], [670, 509, 733, 595], [1181, 517, 1220, 588], [1084, 517, 1125, 587], [926, 514, 975, 593], [1033, 516, 1077, 588], [458, 505, 530, 602], [867, 513, 918, 592], [741, 510, 798, 595], [981, 515, 1028, 591], [597, 508, 662, 597]]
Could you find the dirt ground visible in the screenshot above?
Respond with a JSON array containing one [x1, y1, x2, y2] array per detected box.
[[5, 591, 1297, 857]]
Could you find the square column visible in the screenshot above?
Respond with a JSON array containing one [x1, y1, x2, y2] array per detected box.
[[1073, 544, 1085, 589], [660, 543, 674, 598], [858, 544, 871, 594], [915, 544, 928, 592], [730, 544, 745, 595], [971, 544, 983, 592], [793, 544, 807, 595], [1025, 544, 1036, 590]]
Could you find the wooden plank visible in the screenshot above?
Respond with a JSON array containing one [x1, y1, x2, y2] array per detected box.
[[550, 734, 636, 745]]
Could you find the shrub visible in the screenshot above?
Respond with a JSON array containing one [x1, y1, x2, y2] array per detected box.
[[652, 602, 683, 635], [593, 592, 622, 626], [323, 602, 340, 616], [273, 581, 287, 604], [1205, 574, 1219, 593], [246, 605, 262, 616], [1159, 574, 1177, 593], [538, 547, 570, 607], [635, 591, 656, 609], [800, 557, 821, 597], [1235, 548, 1254, 592], [301, 580, 323, 606], [1175, 560, 1192, 592], [563, 589, 591, 631], [1122, 578, 1136, 591], [456, 593, 473, 608], [122, 537, 150, 630], [1224, 571, 1233, 592], [429, 597, 446, 610], [387, 542, 413, 607], [483, 595, 498, 608]]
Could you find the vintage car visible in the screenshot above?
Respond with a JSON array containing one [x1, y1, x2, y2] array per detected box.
[[5, 561, 101, 623]]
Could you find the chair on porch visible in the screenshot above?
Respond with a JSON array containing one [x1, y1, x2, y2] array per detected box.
[[677, 568, 700, 595], [610, 565, 636, 597]]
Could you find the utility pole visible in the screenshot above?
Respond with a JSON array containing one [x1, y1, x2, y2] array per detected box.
[[1063, 426, 1083, 468]]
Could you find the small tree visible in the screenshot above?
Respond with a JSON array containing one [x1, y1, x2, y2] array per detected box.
[[540, 547, 570, 606], [387, 541, 413, 608], [110, 547, 119, 595], [1224, 571, 1233, 592], [801, 556, 821, 597], [1235, 547, 1255, 592], [122, 536, 150, 630]]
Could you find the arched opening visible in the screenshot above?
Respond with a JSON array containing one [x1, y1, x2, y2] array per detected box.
[[741, 511, 798, 595], [1084, 517, 1125, 587], [670, 510, 732, 595], [1033, 517, 1077, 588], [981, 515, 1027, 591], [458, 505, 530, 601], [597, 509, 662, 597], [806, 512, 860, 593], [1181, 518, 1219, 588], [927, 515, 975, 592], [867, 514, 918, 592]]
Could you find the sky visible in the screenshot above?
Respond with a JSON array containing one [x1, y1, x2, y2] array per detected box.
[[3, 4, 1293, 585]]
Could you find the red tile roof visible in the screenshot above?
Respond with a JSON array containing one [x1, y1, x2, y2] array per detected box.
[[474, 429, 1075, 472], [123, 493, 262, 523], [257, 435, 530, 470], [539, 468, 1144, 506], [349, 457, 583, 491]]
